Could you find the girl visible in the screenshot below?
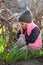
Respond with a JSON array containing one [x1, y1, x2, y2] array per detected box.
[[17, 10, 42, 50]]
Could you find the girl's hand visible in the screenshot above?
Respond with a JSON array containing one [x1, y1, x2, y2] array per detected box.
[[16, 34, 26, 47]]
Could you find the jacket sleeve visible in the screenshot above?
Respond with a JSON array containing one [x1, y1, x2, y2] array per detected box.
[[17, 30, 21, 39], [25, 27, 40, 45]]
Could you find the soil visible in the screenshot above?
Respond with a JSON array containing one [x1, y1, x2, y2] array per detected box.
[[0, 59, 43, 65]]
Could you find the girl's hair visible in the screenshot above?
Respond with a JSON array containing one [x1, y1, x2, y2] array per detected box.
[[19, 10, 33, 23]]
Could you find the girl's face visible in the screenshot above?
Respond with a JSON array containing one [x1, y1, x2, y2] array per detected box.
[[20, 22, 27, 30]]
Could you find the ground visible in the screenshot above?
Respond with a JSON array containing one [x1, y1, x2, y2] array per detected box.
[[2, 59, 43, 65]]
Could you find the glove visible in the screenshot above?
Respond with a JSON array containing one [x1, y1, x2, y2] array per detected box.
[[16, 34, 26, 48], [19, 34, 25, 39]]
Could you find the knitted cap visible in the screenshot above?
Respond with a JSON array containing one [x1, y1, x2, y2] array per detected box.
[[19, 10, 33, 23]]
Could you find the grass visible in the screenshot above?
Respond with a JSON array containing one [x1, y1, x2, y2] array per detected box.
[[0, 28, 43, 62]]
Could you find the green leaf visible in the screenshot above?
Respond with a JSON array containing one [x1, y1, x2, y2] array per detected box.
[[0, 28, 2, 34]]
